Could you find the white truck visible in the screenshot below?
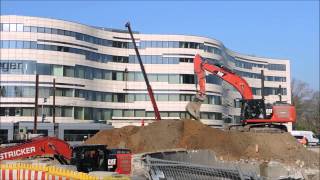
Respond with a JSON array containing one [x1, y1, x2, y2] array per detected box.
[[291, 130, 319, 146]]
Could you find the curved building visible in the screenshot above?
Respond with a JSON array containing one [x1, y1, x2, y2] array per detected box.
[[0, 15, 291, 132]]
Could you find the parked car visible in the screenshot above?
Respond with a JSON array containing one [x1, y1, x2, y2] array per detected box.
[[293, 135, 308, 146], [291, 131, 319, 146]]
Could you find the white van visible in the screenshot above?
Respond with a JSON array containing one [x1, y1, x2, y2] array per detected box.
[[291, 130, 319, 146]]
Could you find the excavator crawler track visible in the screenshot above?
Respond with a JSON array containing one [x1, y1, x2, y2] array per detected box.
[[226, 123, 287, 133]]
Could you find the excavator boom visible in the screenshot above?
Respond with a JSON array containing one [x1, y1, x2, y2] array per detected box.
[[187, 54, 253, 120], [0, 137, 71, 162]]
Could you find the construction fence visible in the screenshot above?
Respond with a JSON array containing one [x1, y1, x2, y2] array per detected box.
[[0, 163, 130, 180], [144, 156, 260, 180]]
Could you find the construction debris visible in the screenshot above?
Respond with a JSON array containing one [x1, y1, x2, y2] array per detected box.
[[85, 119, 319, 168]]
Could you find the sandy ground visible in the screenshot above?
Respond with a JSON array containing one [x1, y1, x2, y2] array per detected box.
[[86, 119, 319, 168]]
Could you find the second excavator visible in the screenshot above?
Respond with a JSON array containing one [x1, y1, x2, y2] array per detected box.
[[186, 54, 296, 132]]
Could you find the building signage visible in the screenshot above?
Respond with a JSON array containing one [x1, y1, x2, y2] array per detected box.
[[0, 62, 23, 72]]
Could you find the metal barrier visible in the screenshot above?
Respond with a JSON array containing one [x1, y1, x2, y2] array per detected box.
[[144, 156, 260, 180]]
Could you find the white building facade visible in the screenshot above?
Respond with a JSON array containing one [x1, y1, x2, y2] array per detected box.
[[0, 15, 291, 131]]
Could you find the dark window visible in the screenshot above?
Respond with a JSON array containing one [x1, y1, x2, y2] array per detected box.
[[37, 27, 45, 33], [181, 74, 195, 84], [23, 26, 31, 32]]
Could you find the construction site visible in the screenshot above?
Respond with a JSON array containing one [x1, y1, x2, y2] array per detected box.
[[1, 119, 319, 180], [0, 13, 319, 180]]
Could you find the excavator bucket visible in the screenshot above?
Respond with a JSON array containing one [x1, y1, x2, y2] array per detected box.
[[186, 97, 204, 120]]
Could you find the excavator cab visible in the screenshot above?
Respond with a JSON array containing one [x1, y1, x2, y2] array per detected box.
[[70, 145, 132, 174], [241, 99, 266, 121], [71, 145, 114, 173]]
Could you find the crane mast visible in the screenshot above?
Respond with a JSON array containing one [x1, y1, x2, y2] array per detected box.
[[125, 22, 161, 121]]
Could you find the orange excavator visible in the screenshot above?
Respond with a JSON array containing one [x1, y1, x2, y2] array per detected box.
[[0, 136, 132, 174], [186, 54, 296, 132]]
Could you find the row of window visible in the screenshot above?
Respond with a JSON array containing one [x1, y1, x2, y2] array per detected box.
[[232, 57, 286, 71], [128, 55, 179, 64], [1, 23, 224, 55], [234, 70, 286, 82], [0, 23, 221, 56], [0, 40, 127, 63], [0, 86, 222, 105], [0, 107, 222, 121], [251, 87, 287, 96], [0, 41, 194, 65], [139, 41, 222, 55], [0, 60, 286, 83], [0, 23, 131, 49], [0, 39, 288, 73], [0, 60, 222, 84]]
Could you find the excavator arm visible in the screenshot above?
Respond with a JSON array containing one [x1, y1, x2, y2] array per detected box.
[[193, 54, 253, 100], [186, 54, 253, 120], [0, 137, 72, 163]]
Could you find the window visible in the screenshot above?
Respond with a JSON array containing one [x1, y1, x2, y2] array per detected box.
[[169, 75, 179, 84], [146, 112, 155, 117], [22, 108, 34, 116], [44, 27, 51, 33], [2, 40, 9, 48], [10, 24, 17, 31], [30, 26, 37, 32], [135, 94, 145, 101], [169, 112, 179, 117], [123, 110, 134, 117], [84, 108, 93, 120], [169, 94, 179, 101], [157, 74, 168, 82], [62, 107, 73, 117], [37, 27, 45, 33], [135, 73, 144, 81], [9, 41, 16, 48], [63, 66, 74, 77], [268, 64, 286, 71], [51, 28, 58, 34], [181, 74, 195, 84], [23, 41, 31, 48], [135, 110, 145, 117], [30, 41, 37, 49], [102, 109, 112, 120], [37, 63, 52, 75], [112, 71, 124, 81], [113, 109, 122, 117], [16, 41, 23, 48], [53, 65, 63, 76], [74, 107, 83, 120], [17, 24, 23, 32], [206, 75, 221, 85], [157, 94, 168, 101], [179, 58, 193, 63], [3, 24, 9, 32]]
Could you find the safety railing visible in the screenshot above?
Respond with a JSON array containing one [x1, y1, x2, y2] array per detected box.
[[0, 163, 131, 180]]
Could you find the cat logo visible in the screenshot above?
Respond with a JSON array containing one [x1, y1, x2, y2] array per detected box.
[[216, 71, 225, 77]]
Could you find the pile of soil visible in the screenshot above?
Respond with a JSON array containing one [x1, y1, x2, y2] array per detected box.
[[85, 119, 319, 167]]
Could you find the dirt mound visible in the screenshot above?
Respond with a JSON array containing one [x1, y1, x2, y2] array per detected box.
[[85, 119, 319, 167]]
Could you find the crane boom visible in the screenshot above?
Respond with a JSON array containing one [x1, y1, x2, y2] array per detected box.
[[125, 22, 161, 121]]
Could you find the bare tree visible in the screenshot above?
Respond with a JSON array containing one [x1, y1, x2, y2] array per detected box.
[[291, 78, 320, 134]]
